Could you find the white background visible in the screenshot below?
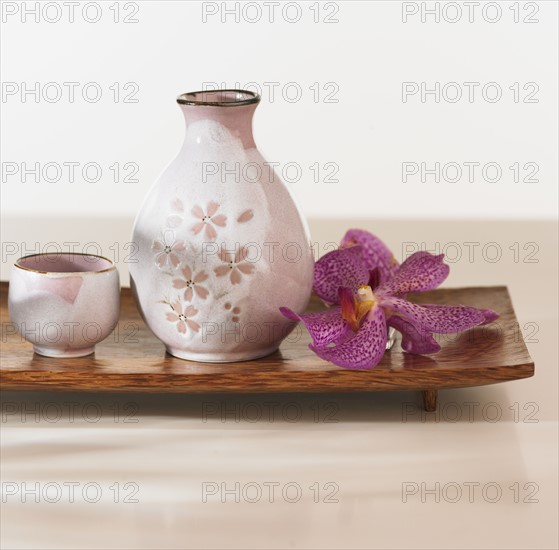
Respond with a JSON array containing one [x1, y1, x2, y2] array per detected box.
[[1, 0, 558, 221]]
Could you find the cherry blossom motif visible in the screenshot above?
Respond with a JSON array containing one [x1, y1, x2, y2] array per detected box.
[[192, 201, 227, 240], [172, 265, 209, 301], [237, 209, 254, 223], [224, 302, 241, 323], [165, 300, 200, 334], [167, 198, 185, 229], [214, 246, 255, 285], [152, 233, 186, 269]]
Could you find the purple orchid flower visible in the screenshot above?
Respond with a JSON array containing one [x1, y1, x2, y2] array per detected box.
[[339, 228, 399, 284], [280, 230, 499, 370]]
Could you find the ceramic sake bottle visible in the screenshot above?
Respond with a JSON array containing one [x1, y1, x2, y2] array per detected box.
[[130, 89, 314, 362]]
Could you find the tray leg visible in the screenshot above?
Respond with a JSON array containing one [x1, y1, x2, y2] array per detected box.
[[421, 390, 438, 412]]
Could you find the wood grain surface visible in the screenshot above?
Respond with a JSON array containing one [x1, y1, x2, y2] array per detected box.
[[0, 282, 534, 394]]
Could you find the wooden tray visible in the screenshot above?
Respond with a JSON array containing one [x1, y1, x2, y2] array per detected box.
[[0, 282, 534, 411]]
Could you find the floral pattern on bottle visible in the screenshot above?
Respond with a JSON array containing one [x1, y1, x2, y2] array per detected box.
[[191, 202, 227, 241], [165, 300, 200, 334], [172, 265, 210, 301], [214, 245, 255, 285], [152, 232, 186, 269]]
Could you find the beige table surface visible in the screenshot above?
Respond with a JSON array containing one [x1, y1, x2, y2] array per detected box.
[[1, 218, 557, 550]]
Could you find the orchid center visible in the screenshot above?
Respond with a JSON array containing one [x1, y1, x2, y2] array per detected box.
[[357, 285, 376, 304], [341, 285, 377, 333]]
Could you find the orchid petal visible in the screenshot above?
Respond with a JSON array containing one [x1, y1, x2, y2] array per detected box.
[[310, 305, 387, 370], [478, 308, 500, 325], [339, 287, 358, 332], [280, 306, 351, 348], [368, 268, 381, 291], [378, 252, 449, 296], [382, 297, 498, 334], [313, 246, 369, 305], [387, 315, 441, 354], [340, 229, 397, 282]]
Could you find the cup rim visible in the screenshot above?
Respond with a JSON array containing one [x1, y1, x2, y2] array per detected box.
[[14, 252, 116, 275], [177, 89, 261, 107]]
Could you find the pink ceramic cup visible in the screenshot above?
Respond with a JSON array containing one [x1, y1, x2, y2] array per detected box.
[[8, 253, 120, 358]]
